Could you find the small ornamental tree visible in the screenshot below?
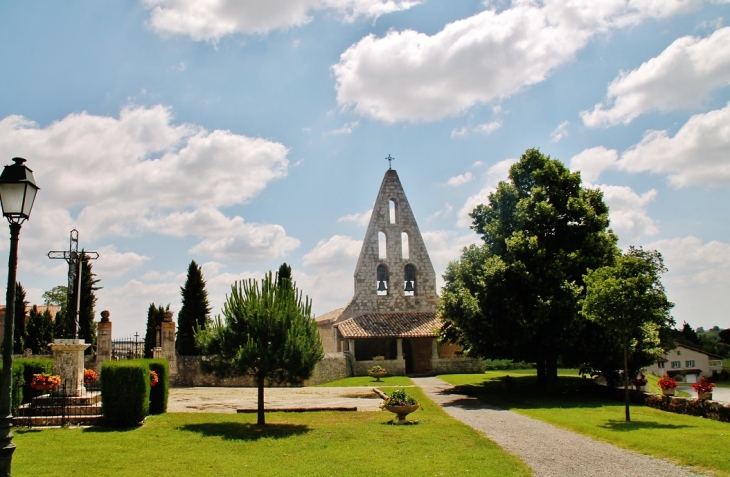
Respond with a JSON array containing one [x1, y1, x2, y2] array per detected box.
[[582, 247, 674, 422], [25, 306, 54, 355], [78, 257, 101, 353], [13, 282, 28, 352], [176, 261, 211, 356], [196, 272, 324, 425]]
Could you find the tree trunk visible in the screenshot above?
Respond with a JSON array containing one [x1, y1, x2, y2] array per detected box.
[[546, 354, 558, 385], [257, 374, 265, 426], [536, 355, 546, 386], [623, 335, 630, 422]]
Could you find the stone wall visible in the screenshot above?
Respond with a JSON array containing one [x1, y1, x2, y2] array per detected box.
[[354, 358, 405, 376], [304, 353, 351, 386], [431, 357, 485, 374], [171, 355, 256, 387]]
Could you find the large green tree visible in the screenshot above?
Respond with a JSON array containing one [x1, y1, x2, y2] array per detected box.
[[13, 282, 28, 352], [439, 148, 618, 385], [196, 272, 323, 425], [582, 247, 674, 421], [176, 260, 211, 355], [144, 303, 169, 358], [25, 306, 54, 355], [44, 285, 69, 339]]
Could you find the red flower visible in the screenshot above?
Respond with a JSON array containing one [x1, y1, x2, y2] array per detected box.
[[691, 377, 715, 394], [150, 370, 159, 387]]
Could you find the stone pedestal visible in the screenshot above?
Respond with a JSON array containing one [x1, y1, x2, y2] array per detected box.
[[152, 347, 162, 359], [161, 311, 177, 375], [97, 311, 112, 364], [51, 339, 90, 396]]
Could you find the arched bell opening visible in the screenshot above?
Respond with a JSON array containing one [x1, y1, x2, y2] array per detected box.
[[376, 264, 389, 296], [404, 264, 416, 296]]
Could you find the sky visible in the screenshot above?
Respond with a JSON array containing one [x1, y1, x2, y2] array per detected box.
[[0, 0, 729, 338]]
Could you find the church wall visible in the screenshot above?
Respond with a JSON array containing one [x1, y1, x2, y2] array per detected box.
[[431, 357, 485, 374], [305, 353, 351, 386], [318, 323, 337, 354], [409, 338, 434, 374]]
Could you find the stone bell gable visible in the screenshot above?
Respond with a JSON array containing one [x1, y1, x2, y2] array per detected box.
[[341, 169, 439, 321]]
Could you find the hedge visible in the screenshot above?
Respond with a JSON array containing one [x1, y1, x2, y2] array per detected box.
[[146, 359, 169, 414], [100, 361, 150, 426], [644, 393, 730, 422], [0, 357, 53, 406]]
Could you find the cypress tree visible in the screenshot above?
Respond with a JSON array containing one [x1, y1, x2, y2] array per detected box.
[[144, 303, 169, 358], [13, 282, 28, 352], [78, 256, 101, 353], [176, 260, 211, 355], [25, 306, 54, 355]]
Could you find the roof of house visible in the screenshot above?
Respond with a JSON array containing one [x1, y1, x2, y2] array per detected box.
[[0, 305, 61, 318], [315, 307, 345, 324], [334, 312, 440, 338], [672, 342, 725, 360]]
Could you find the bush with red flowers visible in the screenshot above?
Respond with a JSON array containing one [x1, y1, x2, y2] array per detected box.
[[657, 375, 678, 390]]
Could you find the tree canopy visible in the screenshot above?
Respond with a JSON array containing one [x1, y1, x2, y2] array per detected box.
[[144, 303, 169, 358], [13, 282, 27, 352], [78, 257, 101, 353], [25, 306, 54, 355], [581, 247, 674, 421], [196, 271, 323, 425], [176, 260, 211, 356], [439, 148, 618, 385]]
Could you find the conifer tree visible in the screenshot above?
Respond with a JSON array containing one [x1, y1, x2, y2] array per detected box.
[[13, 282, 28, 352], [196, 271, 324, 425], [78, 257, 101, 353], [176, 260, 211, 355], [144, 303, 169, 358], [25, 306, 54, 355]]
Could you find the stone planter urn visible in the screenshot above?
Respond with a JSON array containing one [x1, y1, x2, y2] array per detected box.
[[634, 385, 646, 392], [698, 392, 713, 400], [369, 371, 387, 382], [385, 404, 420, 424], [661, 388, 676, 397]]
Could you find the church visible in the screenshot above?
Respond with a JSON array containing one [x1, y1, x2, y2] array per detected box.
[[316, 166, 483, 376]]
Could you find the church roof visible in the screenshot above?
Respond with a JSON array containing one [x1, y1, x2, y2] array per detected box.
[[335, 312, 440, 338], [315, 307, 345, 324]]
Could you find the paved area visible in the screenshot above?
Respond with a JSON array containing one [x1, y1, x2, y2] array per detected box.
[[678, 385, 730, 403], [168, 386, 383, 413], [411, 376, 707, 477]]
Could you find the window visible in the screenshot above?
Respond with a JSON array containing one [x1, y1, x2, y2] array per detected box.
[[378, 232, 387, 259], [389, 200, 396, 224], [685, 360, 695, 368], [404, 264, 416, 296], [671, 361, 681, 369], [401, 232, 409, 259], [376, 264, 389, 296], [657, 361, 666, 369], [677, 350, 681, 355]]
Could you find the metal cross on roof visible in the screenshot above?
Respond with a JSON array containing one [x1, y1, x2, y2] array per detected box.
[[47, 229, 99, 340], [385, 154, 395, 170]]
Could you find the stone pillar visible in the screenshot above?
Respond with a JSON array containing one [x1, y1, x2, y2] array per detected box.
[[431, 338, 439, 359], [161, 310, 177, 375], [51, 339, 90, 396], [152, 347, 162, 359], [97, 310, 112, 365], [348, 339, 355, 356], [396, 338, 403, 359]]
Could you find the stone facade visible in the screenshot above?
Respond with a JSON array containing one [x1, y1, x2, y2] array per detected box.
[[305, 353, 350, 386], [341, 169, 439, 321]]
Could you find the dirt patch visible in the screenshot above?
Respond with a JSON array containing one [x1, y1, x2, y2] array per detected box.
[[168, 386, 384, 413]]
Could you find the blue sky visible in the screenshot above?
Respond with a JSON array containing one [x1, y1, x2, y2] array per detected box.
[[0, 0, 728, 337]]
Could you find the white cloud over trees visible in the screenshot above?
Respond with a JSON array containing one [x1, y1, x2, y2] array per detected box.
[[582, 27, 730, 127], [333, 0, 702, 123]]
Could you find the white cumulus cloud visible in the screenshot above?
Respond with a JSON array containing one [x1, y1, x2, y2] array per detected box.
[[446, 172, 473, 187], [143, 0, 421, 42], [618, 102, 730, 187], [599, 185, 659, 243], [457, 158, 516, 227], [0, 105, 298, 264], [333, 0, 701, 123], [302, 235, 361, 269], [337, 209, 372, 226], [582, 27, 730, 127], [570, 146, 619, 183]]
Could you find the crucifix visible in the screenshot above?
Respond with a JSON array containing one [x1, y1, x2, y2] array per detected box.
[[385, 154, 395, 170], [47, 229, 99, 340]]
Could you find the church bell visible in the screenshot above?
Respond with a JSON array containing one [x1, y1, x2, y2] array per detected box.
[[404, 280, 414, 292], [377, 280, 387, 292]]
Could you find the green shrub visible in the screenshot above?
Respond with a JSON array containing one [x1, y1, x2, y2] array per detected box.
[[101, 361, 150, 426], [3, 358, 53, 407], [146, 359, 169, 414]]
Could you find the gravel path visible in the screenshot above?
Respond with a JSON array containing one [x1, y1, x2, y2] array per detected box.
[[412, 376, 707, 477]]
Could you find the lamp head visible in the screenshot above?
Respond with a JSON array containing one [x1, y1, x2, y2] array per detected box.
[[0, 157, 39, 224]]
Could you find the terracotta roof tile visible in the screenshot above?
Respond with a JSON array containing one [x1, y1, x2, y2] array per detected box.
[[315, 308, 345, 324], [335, 312, 440, 338]]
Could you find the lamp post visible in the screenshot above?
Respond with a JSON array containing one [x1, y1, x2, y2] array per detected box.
[[0, 157, 39, 477]]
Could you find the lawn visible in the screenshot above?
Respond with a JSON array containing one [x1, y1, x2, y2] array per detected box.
[[315, 375, 414, 387], [13, 386, 531, 477], [440, 371, 730, 476]]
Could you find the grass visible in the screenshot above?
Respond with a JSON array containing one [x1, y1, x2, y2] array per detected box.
[[440, 370, 730, 476], [315, 375, 414, 387], [13, 386, 531, 477]]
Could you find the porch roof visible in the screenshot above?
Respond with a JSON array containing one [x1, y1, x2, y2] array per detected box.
[[335, 312, 440, 339]]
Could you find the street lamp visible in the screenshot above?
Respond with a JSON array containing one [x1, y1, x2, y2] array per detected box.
[[0, 157, 39, 476]]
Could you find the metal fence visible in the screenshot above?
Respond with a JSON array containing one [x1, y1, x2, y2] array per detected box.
[[12, 378, 102, 427], [111, 332, 144, 360]]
